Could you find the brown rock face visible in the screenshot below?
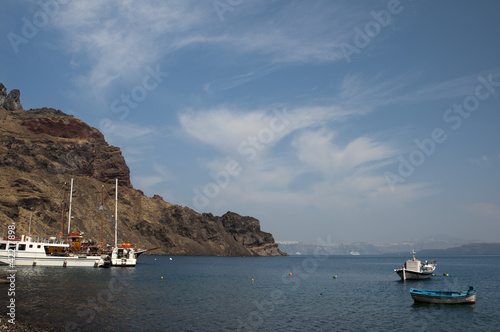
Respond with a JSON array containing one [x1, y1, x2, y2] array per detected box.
[[0, 83, 23, 111], [1, 108, 131, 187], [0, 92, 286, 256], [0, 84, 6, 106]]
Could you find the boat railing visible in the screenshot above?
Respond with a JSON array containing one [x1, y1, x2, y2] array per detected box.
[[30, 236, 67, 244]]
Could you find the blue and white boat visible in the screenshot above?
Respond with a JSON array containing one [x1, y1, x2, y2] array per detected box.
[[410, 287, 477, 304]]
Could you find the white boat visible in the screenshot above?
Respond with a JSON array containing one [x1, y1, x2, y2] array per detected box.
[[111, 244, 137, 266], [394, 250, 436, 280], [0, 234, 106, 267], [350, 251, 360, 256], [1, 179, 155, 268], [110, 179, 136, 267], [0, 179, 109, 268]]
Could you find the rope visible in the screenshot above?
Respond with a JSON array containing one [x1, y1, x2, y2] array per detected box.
[[378, 271, 397, 284], [92, 180, 125, 245]]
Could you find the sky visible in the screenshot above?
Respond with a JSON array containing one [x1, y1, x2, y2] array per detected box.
[[1, 0, 500, 244]]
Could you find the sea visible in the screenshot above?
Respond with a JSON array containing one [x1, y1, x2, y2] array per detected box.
[[1, 254, 499, 331]]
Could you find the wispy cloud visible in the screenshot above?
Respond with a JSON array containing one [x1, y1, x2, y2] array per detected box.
[[178, 104, 363, 155], [335, 69, 500, 111], [292, 129, 396, 176], [182, 99, 423, 223], [51, 1, 374, 97], [54, 1, 209, 93]]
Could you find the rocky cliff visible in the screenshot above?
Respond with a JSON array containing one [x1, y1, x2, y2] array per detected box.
[[0, 83, 22, 111], [0, 83, 286, 256]]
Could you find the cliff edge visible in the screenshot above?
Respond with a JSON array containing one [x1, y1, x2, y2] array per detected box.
[[0, 83, 286, 256]]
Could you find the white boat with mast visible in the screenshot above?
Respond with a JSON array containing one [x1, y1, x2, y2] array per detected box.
[[109, 179, 160, 266], [109, 179, 137, 266], [0, 179, 109, 267], [394, 250, 437, 280]]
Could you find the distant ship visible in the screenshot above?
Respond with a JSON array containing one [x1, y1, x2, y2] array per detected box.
[[349, 251, 360, 256]]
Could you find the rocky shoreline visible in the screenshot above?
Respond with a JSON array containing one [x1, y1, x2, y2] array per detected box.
[[0, 313, 60, 332]]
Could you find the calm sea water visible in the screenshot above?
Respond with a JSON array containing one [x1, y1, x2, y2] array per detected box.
[[2, 254, 499, 331]]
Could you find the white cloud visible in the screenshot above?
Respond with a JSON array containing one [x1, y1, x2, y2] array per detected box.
[[292, 129, 396, 176], [179, 104, 363, 155], [54, 1, 209, 93], [179, 108, 267, 152]]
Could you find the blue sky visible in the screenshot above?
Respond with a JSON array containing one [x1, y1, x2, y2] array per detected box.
[[1, 0, 500, 244]]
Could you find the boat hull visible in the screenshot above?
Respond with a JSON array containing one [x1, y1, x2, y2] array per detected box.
[[111, 258, 136, 267], [410, 288, 476, 304], [0, 256, 100, 267], [395, 269, 433, 280], [110, 247, 136, 266]]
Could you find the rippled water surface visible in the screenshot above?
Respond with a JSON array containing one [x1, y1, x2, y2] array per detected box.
[[2, 255, 499, 331]]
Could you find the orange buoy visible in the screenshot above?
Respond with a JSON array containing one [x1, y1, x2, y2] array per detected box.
[[289, 272, 293, 277]]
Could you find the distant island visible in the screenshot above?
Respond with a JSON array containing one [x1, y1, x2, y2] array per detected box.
[[277, 240, 500, 255], [419, 243, 500, 255]]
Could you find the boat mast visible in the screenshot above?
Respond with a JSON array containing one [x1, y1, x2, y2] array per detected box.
[[100, 184, 104, 247], [67, 178, 74, 235], [115, 178, 118, 248], [61, 182, 67, 239], [28, 207, 33, 238]]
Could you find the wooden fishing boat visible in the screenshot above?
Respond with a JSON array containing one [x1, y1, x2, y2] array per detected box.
[[410, 287, 476, 304]]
